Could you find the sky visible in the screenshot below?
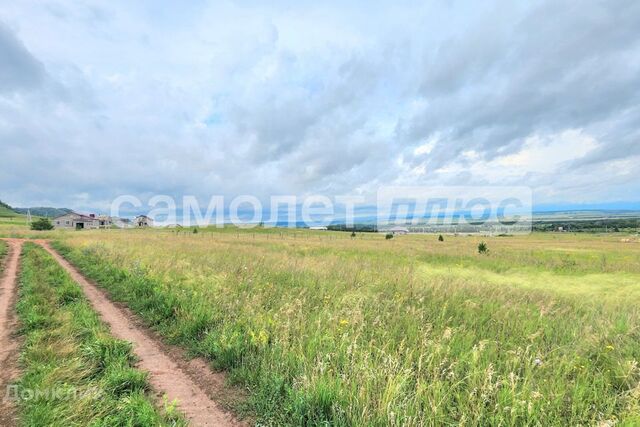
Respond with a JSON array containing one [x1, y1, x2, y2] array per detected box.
[[0, 0, 639, 213]]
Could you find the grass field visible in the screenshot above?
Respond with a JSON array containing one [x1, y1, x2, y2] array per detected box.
[[49, 229, 640, 426], [15, 243, 183, 426]]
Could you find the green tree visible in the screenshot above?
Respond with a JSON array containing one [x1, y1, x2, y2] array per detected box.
[[30, 218, 54, 231]]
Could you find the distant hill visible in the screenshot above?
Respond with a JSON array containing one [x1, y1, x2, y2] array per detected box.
[[13, 207, 73, 218], [0, 200, 19, 217]]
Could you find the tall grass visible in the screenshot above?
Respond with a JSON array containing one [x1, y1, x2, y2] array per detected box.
[[15, 243, 184, 426], [54, 232, 640, 425], [0, 239, 7, 268]]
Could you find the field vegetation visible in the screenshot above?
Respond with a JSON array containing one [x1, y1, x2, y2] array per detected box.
[[15, 243, 183, 426], [51, 230, 640, 426], [0, 239, 7, 266]]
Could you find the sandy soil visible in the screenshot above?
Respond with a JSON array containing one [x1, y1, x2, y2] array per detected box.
[[38, 241, 246, 427], [0, 239, 23, 426]]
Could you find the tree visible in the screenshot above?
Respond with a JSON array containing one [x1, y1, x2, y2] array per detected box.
[[30, 218, 54, 231], [478, 242, 489, 254], [438, 234, 444, 242], [351, 231, 356, 239], [385, 233, 394, 240]]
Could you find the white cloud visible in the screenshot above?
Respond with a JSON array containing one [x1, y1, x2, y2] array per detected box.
[[0, 0, 639, 210]]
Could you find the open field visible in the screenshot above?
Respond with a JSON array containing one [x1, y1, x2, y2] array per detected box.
[[38, 229, 639, 426], [13, 243, 182, 425]]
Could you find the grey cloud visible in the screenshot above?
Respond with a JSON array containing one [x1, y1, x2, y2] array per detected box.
[[402, 0, 640, 170], [1, 0, 639, 210], [0, 22, 45, 93]]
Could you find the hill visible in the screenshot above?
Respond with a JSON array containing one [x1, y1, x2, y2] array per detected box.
[[0, 200, 19, 217], [13, 207, 72, 218]]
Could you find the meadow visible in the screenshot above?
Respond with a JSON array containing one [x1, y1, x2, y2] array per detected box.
[[45, 229, 640, 426]]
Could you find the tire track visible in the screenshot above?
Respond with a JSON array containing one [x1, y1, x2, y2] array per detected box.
[[38, 241, 245, 427], [0, 239, 23, 426]]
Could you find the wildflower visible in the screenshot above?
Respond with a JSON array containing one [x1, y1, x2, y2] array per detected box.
[[442, 327, 453, 340], [605, 345, 615, 352], [339, 319, 349, 327], [534, 358, 543, 367]]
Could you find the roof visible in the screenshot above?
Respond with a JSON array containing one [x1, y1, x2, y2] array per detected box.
[[53, 211, 98, 221], [135, 215, 151, 219]]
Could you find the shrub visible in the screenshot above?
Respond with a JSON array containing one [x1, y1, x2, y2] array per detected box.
[[30, 218, 54, 230], [193, 227, 198, 234], [351, 231, 356, 239], [385, 233, 394, 240], [478, 241, 489, 254], [438, 234, 444, 242]]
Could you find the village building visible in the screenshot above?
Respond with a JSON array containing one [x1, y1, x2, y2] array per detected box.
[[97, 215, 112, 228], [53, 212, 100, 230], [134, 215, 154, 227]]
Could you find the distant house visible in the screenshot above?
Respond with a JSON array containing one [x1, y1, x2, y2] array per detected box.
[[97, 215, 112, 228], [134, 215, 154, 228], [309, 226, 328, 230], [53, 212, 100, 230]]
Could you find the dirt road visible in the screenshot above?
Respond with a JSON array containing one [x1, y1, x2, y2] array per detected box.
[[37, 241, 245, 427], [0, 239, 22, 426]]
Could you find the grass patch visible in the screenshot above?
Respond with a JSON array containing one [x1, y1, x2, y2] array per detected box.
[[15, 242, 184, 426], [0, 239, 7, 267], [53, 232, 640, 425]]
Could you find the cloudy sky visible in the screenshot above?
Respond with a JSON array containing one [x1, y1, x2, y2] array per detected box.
[[1, 0, 639, 212]]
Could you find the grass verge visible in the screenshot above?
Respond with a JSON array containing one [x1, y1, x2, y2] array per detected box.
[[0, 239, 7, 268], [14, 242, 184, 426]]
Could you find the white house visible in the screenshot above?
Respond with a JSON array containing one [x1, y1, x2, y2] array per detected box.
[[134, 215, 154, 227]]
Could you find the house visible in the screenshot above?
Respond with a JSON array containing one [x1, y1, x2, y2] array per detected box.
[[53, 212, 100, 230], [309, 226, 328, 230], [134, 215, 154, 227], [97, 215, 112, 228]]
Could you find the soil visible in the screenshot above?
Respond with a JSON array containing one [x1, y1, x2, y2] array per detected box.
[[0, 239, 23, 427]]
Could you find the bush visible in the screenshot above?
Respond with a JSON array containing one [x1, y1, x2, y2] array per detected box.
[[30, 218, 54, 230], [438, 234, 444, 242], [385, 233, 394, 240], [478, 242, 489, 254], [351, 231, 356, 239], [193, 227, 198, 234]]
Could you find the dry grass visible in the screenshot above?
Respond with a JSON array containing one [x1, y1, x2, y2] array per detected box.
[[47, 229, 640, 425]]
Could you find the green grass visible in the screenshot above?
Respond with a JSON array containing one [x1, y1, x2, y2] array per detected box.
[[0, 201, 18, 217], [53, 231, 640, 426], [15, 243, 184, 426], [0, 239, 7, 265]]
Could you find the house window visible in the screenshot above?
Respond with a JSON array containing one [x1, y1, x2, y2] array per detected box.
[[66, 221, 70, 225]]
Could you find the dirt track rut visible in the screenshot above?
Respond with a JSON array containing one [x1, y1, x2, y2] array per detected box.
[[38, 241, 244, 427], [0, 239, 22, 426]]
